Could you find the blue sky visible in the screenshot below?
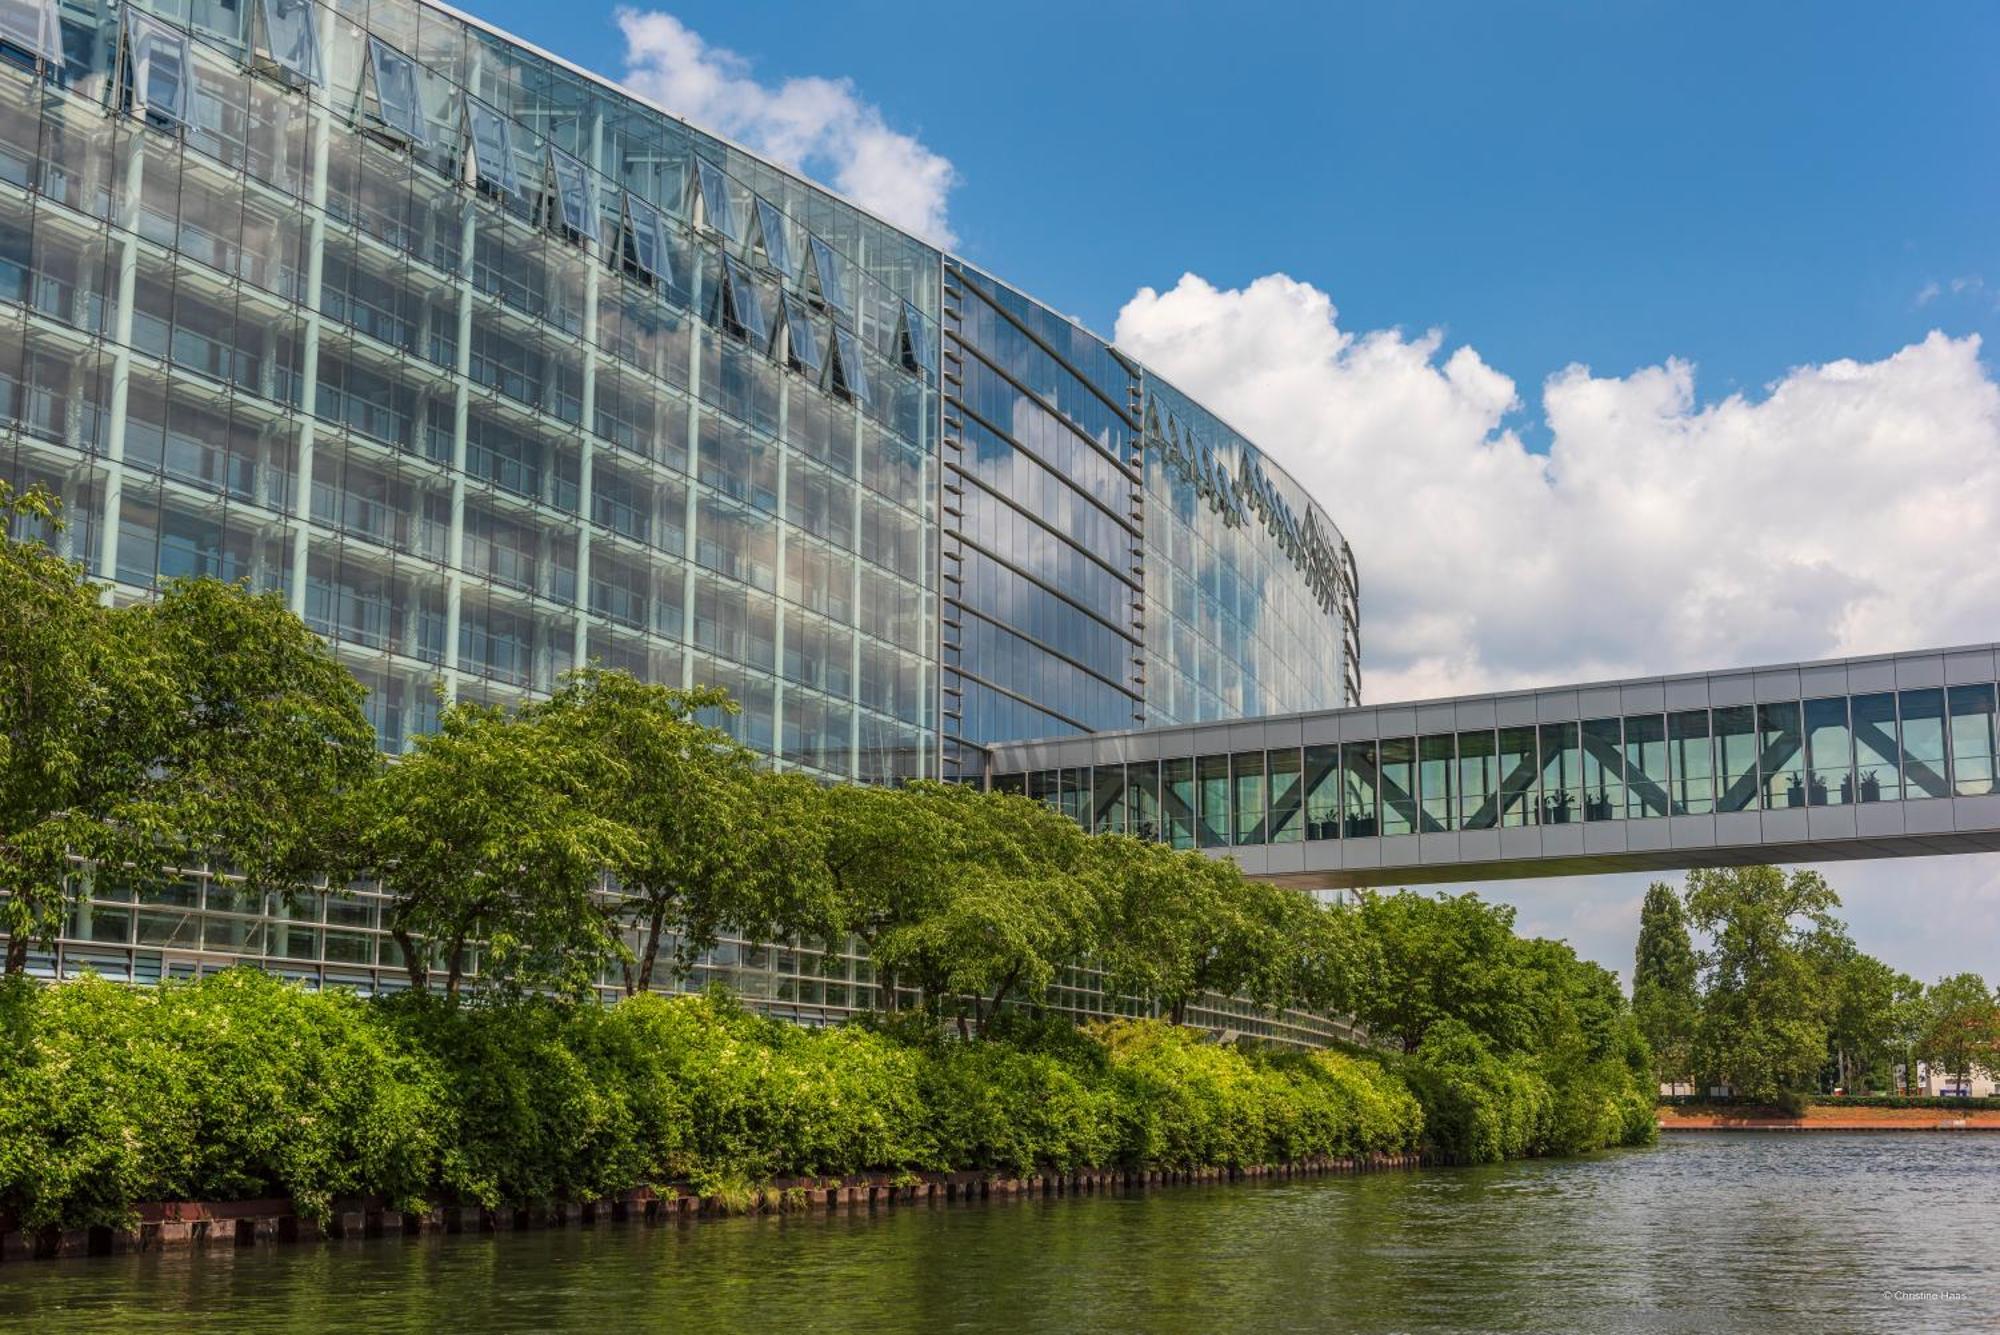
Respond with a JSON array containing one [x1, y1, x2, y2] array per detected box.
[[481, 0, 2000, 425], [473, 0, 2000, 984]]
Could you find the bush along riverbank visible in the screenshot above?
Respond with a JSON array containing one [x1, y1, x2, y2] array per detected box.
[[0, 969, 1654, 1255]]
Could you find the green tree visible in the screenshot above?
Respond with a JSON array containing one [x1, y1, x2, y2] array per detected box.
[[1806, 930, 1911, 1094], [526, 671, 833, 995], [363, 700, 635, 999], [1685, 866, 1840, 1103], [1349, 890, 1535, 1054], [1631, 881, 1699, 1091], [1916, 972, 2000, 1092]]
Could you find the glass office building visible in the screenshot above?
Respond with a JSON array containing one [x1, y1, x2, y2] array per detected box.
[[0, 0, 1357, 1037]]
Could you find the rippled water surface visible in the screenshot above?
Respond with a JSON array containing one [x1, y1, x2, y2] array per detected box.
[[4, 1134, 1996, 1333]]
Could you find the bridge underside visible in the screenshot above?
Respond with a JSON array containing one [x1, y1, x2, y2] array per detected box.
[[980, 643, 2000, 889]]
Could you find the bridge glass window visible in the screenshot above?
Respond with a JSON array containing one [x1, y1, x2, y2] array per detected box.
[[1092, 764, 1126, 836], [1458, 730, 1497, 830], [1378, 737, 1417, 837], [1851, 693, 1899, 802], [1232, 751, 1266, 845], [1623, 714, 1668, 818], [1758, 702, 1804, 810], [1497, 726, 1538, 827], [1948, 685, 1997, 797], [1162, 757, 1195, 849], [1267, 748, 1303, 844], [1126, 762, 1161, 841], [1898, 690, 1949, 799], [1581, 717, 1623, 821], [1303, 745, 1339, 840], [1196, 754, 1230, 849], [1804, 697, 1852, 806], [1667, 710, 1713, 815], [1713, 706, 1757, 812], [1418, 734, 1454, 833], [1339, 742, 1379, 838], [1538, 722, 1580, 825]]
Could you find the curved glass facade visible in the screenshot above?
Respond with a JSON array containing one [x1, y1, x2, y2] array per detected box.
[[0, 0, 1358, 1026]]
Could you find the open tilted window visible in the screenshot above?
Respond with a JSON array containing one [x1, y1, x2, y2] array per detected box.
[[547, 145, 598, 240], [621, 190, 672, 286], [752, 196, 791, 278], [805, 233, 848, 320], [896, 300, 937, 378], [720, 254, 768, 347], [0, 0, 61, 66], [694, 157, 739, 242], [781, 293, 822, 377], [826, 321, 869, 406], [366, 37, 427, 145], [466, 98, 518, 197], [255, 0, 321, 86], [123, 10, 191, 127]]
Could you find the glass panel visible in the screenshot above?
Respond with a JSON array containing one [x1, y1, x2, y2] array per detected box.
[[1091, 764, 1125, 837], [1418, 733, 1453, 833], [1759, 702, 1804, 810], [1232, 752, 1266, 846], [1949, 684, 1997, 797], [808, 233, 848, 317], [1668, 709, 1713, 815], [466, 99, 518, 196], [1623, 714, 1668, 818], [1538, 722, 1580, 825], [622, 191, 669, 283], [1378, 737, 1417, 837], [1581, 717, 1623, 821], [1058, 767, 1088, 828], [1340, 742, 1378, 838], [899, 300, 937, 377], [1267, 748, 1302, 844], [992, 773, 1026, 796], [548, 146, 595, 238], [1713, 706, 1757, 813], [1851, 693, 1899, 803], [368, 38, 428, 145], [1457, 730, 1497, 830], [781, 293, 821, 377], [721, 254, 768, 347], [0, 0, 59, 64], [1196, 754, 1230, 849], [696, 158, 738, 240], [1303, 744, 1339, 840], [126, 12, 193, 126], [1027, 769, 1057, 810], [1804, 697, 1852, 806], [1127, 761, 1160, 841], [752, 196, 790, 276], [259, 0, 322, 85], [828, 322, 868, 405], [1496, 726, 1538, 827], [1162, 757, 1194, 850], [1899, 689, 1949, 799]]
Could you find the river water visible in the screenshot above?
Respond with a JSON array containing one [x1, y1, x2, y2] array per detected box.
[[3, 1134, 1995, 1333]]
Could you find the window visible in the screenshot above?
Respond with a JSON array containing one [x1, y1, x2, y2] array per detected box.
[[1127, 762, 1160, 841], [1581, 717, 1623, 821], [1759, 702, 1804, 810], [1623, 714, 1668, 818], [0, 0, 59, 65], [695, 157, 737, 240], [1949, 684, 1997, 797], [827, 322, 868, 405], [752, 196, 790, 276], [548, 146, 596, 239], [807, 233, 848, 317], [467, 100, 518, 197], [366, 38, 427, 146], [1302, 745, 1338, 840], [1539, 722, 1580, 824], [1196, 754, 1229, 849], [1851, 693, 1899, 802], [1899, 689, 1949, 799], [1418, 733, 1453, 833], [1162, 757, 1195, 850], [898, 300, 937, 377], [621, 190, 670, 283], [124, 11, 191, 127], [719, 254, 768, 347], [1232, 751, 1266, 845], [1458, 730, 1497, 830], [1804, 697, 1851, 806], [257, 0, 321, 85], [1667, 710, 1712, 815], [781, 293, 821, 377], [1092, 765, 1125, 836], [1713, 706, 1757, 812], [1340, 742, 1378, 838], [1378, 737, 1417, 837], [1267, 748, 1302, 844]]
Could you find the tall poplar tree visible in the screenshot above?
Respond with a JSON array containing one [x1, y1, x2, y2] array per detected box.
[[1631, 881, 1700, 1091]]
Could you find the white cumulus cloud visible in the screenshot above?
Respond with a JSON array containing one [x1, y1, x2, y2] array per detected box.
[[1114, 272, 2000, 704], [615, 9, 958, 248]]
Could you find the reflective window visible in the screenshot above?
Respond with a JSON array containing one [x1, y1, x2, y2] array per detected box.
[[695, 157, 738, 240], [1267, 748, 1302, 844], [1162, 757, 1195, 850], [548, 146, 595, 238], [468, 99, 518, 196], [1232, 751, 1265, 845], [367, 38, 428, 146], [1127, 762, 1160, 841], [1538, 722, 1580, 824], [899, 300, 938, 377], [781, 293, 821, 377], [258, 0, 322, 86], [1804, 697, 1852, 806], [1852, 693, 1899, 802], [125, 12, 193, 127], [1457, 730, 1497, 830], [752, 196, 791, 276], [1418, 733, 1453, 833], [1303, 744, 1339, 840], [828, 322, 869, 405], [1379, 737, 1417, 837], [1759, 702, 1804, 810], [808, 234, 848, 317], [621, 191, 670, 284], [1581, 717, 1623, 821], [1668, 710, 1713, 815], [1340, 742, 1378, 838], [0, 0, 59, 64], [1623, 714, 1668, 818], [1949, 684, 1997, 797], [1713, 706, 1757, 813], [1492, 727, 1536, 827], [1197, 754, 1230, 849], [720, 254, 768, 347], [1899, 689, 1949, 799], [1092, 764, 1125, 836]]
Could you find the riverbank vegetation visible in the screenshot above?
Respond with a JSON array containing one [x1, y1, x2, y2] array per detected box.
[[1632, 869, 2000, 1105], [0, 487, 1657, 1232]]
